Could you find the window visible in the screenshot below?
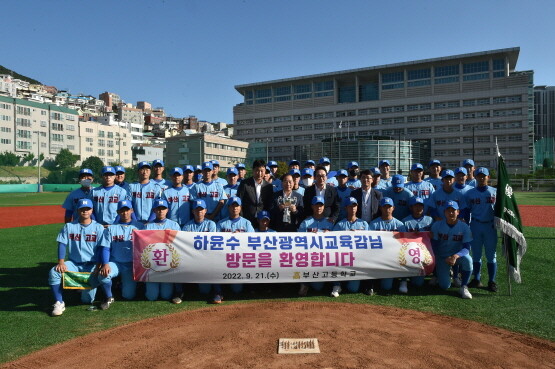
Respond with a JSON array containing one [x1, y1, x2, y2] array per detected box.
[[17, 129, 32, 138], [435, 76, 459, 84], [0, 126, 11, 132], [0, 103, 11, 110], [51, 134, 64, 142], [336, 110, 356, 117], [16, 141, 32, 150], [293, 93, 311, 100], [98, 139, 105, 147], [98, 130, 105, 137], [435, 64, 459, 77], [382, 106, 394, 113], [274, 116, 292, 122], [358, 119, 379, 127], [476, 136, 491, 143], [107, 132, 114, 138], [314, 112, 334, 119], [0, 115, 10, 121], [408, 68, 431, 80], [314, 81, 333, 91], [493, 59, 504, 70], [51, 123, 64, 131], [86, 137, 93, 143], [274, 86, 291, 96], [0, 138, 11, 144], [16, 118, 31, 127], [98, 149, 105, 156], [463, 73, 489, 81], [463, 61, 489, 74], [86, 128, 94, 133], [17, 106, 31, 115], [67, 135, 75, 140], [408, 80, 431, 87], [382, 72, 404, 83], [51, 112, 62, 120], [435, 101, 460, 109], [254, 117, 272, 123], [358, 108, 379, 115], [86, 147, 93, 152], [294, 84, 311, 94]]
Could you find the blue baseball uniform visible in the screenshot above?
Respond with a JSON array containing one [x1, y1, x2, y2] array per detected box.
[[465, 178, 477, 187], [92, 185, 128, 225], [465, 185, 498, 283], [256, 228, 277, 232], [429, 187, 467, 221], [368, 217, 406, 231], [425, 177, 442, 190], [182, 218, 217, 232], [333, 218, 369, 231], [402, 214, 434, 232], [190, 181, 227, 218], [346, 178, 361, 189], [383, 187, 414, 220], [294, 186, 305, 196], [128, 182, 162, 222], [220, 183, 239, 220], [405, 181, 435, 213], [298, 217, 334, 232], [327, 177, 338, 187], [216, 217, 255, 233], [272, 178, 282, 192], [116, 181, 132, 196], [336, 186, 353, 220], [163, 186, 192, 226], [431, 219, 473, 290], [373, 181, 388, 192], [62, 187, 93, 221], [150, 178, 172, 191], [214, 177, 228, 187]]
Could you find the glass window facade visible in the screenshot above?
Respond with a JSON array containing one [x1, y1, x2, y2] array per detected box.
[[408, 68, 431, 80], [338, 85, 356, 103], [435, 65, 459, 77], [463, 61, 489, 74]]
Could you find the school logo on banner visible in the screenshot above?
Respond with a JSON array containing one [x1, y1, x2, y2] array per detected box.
[[140, 243, 180, 272], [397, 241, 433, 271]]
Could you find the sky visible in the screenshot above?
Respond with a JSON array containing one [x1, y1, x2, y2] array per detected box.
[[2, 0, 555, 124]]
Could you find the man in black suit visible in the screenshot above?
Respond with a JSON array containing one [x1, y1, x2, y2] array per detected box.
[[237, 159, 274, 228], [350, 169, 383, 223], [302, 166, 340, 223]]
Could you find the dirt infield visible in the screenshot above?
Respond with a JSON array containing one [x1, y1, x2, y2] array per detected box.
[[518, 205, 555, 228], [0, 205, 60, 229], [3, 302, 554, 369]]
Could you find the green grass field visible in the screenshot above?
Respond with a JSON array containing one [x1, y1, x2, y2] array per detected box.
[[0, 166, 51, 178], [0, 222, 553, 364]]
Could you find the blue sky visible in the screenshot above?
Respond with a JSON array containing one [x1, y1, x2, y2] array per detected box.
[[3, 0, 554, 123]]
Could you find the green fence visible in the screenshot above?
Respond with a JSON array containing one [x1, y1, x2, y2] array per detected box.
[[0, 184, 81, 193], [43, 184, 81, 192]]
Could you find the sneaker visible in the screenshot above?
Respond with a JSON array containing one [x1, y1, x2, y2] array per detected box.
[[100, 297, 114, 310], [487, 281, 498, 292], [399, 280, 408, 294], [298, 284, 309, 297], [363, 288, 375, 296], [330, 285, 342, 298], [452, 277, 462, 288], [460, 286, 473, 299], [51, 301, 65, 316], [428, 276, 438, 286], [171, 296, 183, 304], [212, 295, 223, 304], [468, 279, 483, 288]]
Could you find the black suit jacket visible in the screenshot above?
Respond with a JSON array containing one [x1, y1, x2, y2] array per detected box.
[[350, 187, 383, 222], [302, 185, 340, 223], [237, 177, 274, 227]]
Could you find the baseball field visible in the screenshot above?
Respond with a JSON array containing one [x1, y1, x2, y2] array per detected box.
[[0, 192, 554, 368]]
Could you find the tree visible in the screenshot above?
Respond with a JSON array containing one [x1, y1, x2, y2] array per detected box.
[[22, 153, 35, 165], [543, 158, 553, 169], [0, 151, 20, 166], [81, 156, 104, 177], [55, 148, 78, 169]]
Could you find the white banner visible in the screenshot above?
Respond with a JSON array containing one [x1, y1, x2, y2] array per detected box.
[[132, 230, 435, 284]]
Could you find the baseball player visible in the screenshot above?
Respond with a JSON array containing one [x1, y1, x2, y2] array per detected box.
[[383, 174, 414, 220], [428, 169, 468, 222], [182, 164, 197, 191], [405, 163, 435, 214], [256, 210, 276, 232], [346, 162, 362, 189], [94, 200, 144, 308], [48, 198, 106, 316], [290, 169, 304, 196], [128, 161, 162, 223], [288, 159, 301, 171], [162, 167, 192, 227], [235, 163, 247, 183], [462, 159, 477, 187], [334, 169, 352, 221], [189, 161, 227, 221], [299, 168, 314, 194], [194, 165, 203, 183], [425, 160, 443, 190], [454, 167, 473, 196], [464, 167, 498, 292], [268, 161, 282, 192], [371, 167, 387, 192], [114, 165, 131, 196], [430, 200, 473, 299], [378, 160, 392, 189], [62, 168, 94, 223], [304, 160, 316, 171], [318, 157, 336, 187], [144, 199, 181, 302], [151, 159, 172, 190], [92, 166, 129, 226], [220, 167, 240, 221], [210, 160, 229, 187], [402, 197, 434, 232]]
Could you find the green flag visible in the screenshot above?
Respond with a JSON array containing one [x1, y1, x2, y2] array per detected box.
[[63, 271, 92, 289], [494, 151, 527, 283]]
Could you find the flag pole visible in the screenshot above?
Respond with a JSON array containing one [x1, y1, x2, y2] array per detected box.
[[504, 235, 513, 296]]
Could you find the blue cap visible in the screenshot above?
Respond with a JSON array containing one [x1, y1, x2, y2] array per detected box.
[[227, 167, 238, 175], [152, 159, 165, 167], [117, 200, 133, 210], [211, 160, 220, 166], [343, 196, 358, 207], [152, 199, 169, 209], [289, 169, 301, 176], [257, 210, 271, 220], [379, 160, 390, 167], [302, 168, 314, 177], [429, 159, 441, 167], [195, 165, 202, 171], [391, 174, 405, 188], [171, 167, 184, 176], [102, 166, 116, 175], [183, 165, 195, 172], [336, 169, 348, 177], [411, 163, 424, 171], [319, 157, 331, 165], [289, 159, 300, 166], [265, 166, 271, 173], [409, 197, 424, 206], [347, 161, 359, 169], [193, 199, 207, 209], [114, 165, 126, 174], [236, 163, 246, 169], [476, 167, 490, 176], [195, 173, 203, 181], [304, 160, 315, 166], [445, 200, 459, 210], [312, 196, 325, 205], [268, 161, 278, 167], [227, 196, 242, 206], [79, 168, 93, 176], [371, 167, 381, 176], [138, 161, 151, 169], [442, 169, 455, 178], [77, 198, 93, 209], [455, 167, 468, 175], [380, 197, 394, 207], [202, 161, 213, 170], [462, 159, 475, 167]]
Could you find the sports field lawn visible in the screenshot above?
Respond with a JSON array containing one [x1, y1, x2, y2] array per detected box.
[[0, 223, 553, 364]]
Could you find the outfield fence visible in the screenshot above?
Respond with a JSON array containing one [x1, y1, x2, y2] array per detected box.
[[0, 184, 81, 193]]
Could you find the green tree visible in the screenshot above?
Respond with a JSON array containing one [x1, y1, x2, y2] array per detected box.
[[22, 153, 35, 165], [81, 156, 104, 177], [543, 158, 553, 169], [55, 148, 78, 169], [0, 151, 20, 166]]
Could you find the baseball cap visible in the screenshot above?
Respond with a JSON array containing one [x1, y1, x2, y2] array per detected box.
[[380, 197, 394, 207], [227, 167, 238, 176], [79, 168, 93, 177], [102, 166, 116, 175], [311, 196, 325, 205], [319, 157, 331, 165], [462, 159, 475, 167], [445, 200, 459, 210], [328, 170, 336, 178], [301, 168, 314, 177], [193, 199, 207, 209], [347, 161, 359, 169], [183, 165, 195, 173], [152, 159, 165, 167], [371, 167, 382, 176], [195, 165, 202, 172], [117, 200, 132, 211], [268, 160, 278, 167], [235, 163, 246, 169], [343, 196, 358, 207], [114, 165, 126, 174], [442, 169, 455, 178], [288, 159, 300, 167], [336, 169, 348, 177], [171, 167, 184, 176], [227, 196, 242, 206], [304, 160, 315, 166], [455, 167, 468, 175], [391, 174, 405, 188], [257, 210, 271, 220], [211, 160, 220, 166], [195, 173, 203, 182], [429, 159, 441, 167], [379, 159, 390, 167], [289, 169, 301, 177], [152, 199, 169, 209], [411, 163, 424, 171], [77, 198, 93, 209], [409, 197, 424, 206], [202, 161, 213, 170], [476, 167, 490, 176], [138, 161, 151, 169]]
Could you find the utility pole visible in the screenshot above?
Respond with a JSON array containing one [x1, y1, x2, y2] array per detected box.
[[34, 130, 41, 192]]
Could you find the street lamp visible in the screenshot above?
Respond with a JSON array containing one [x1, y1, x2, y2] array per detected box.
[[33, 130, 41, 192]]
